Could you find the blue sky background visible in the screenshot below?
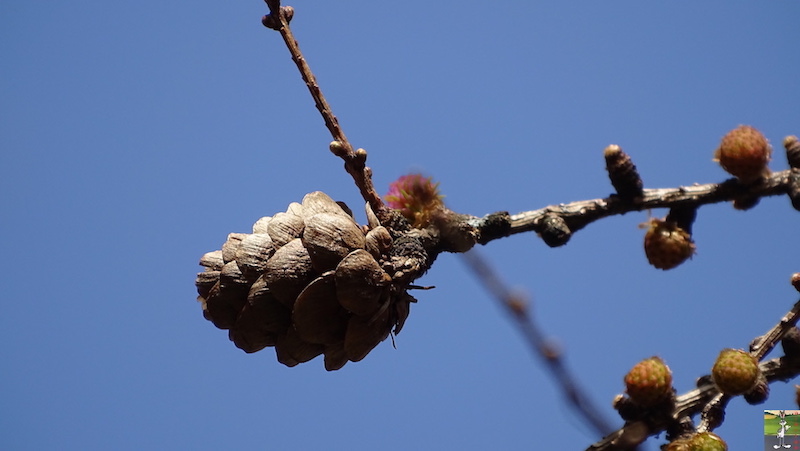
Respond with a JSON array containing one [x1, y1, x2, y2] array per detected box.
[[2, 1, 799, 450]]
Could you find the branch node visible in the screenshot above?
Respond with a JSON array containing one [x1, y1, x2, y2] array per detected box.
[[539, 213, 572, 247], [474, 211, 512, 245], [506, 294, 528, 317], [262, 6, 293, 30]]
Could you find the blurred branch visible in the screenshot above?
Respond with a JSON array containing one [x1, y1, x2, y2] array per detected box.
[[261, 1, 386, 215], [460, 249, 615, 438]]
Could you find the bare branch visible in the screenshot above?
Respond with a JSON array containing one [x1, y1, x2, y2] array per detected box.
[[261, 2, 386, 215], [473, 169, 798, 246]]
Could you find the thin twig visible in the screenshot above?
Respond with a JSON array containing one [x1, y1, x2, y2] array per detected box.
[[460, 249, 614, 438], [262, 2, 386, 214]]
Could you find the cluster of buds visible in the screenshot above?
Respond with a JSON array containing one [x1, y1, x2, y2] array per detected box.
[[601, 145, 698, 270], [195, 191, 431, 370], [603, 125, 798, 271], [615, 356, 732, 450]]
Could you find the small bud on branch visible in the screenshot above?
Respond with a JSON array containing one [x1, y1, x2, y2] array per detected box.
[[261, 2, 386, 215], [261, 6, 293, 30], [785, 135, 800, 169], [604, 144, 644, 201]]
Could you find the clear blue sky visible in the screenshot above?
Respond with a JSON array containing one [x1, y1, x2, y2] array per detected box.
[[2, 1, 799, 450]]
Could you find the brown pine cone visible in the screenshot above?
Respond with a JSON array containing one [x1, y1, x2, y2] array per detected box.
[[195, 191, 429, 371]]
